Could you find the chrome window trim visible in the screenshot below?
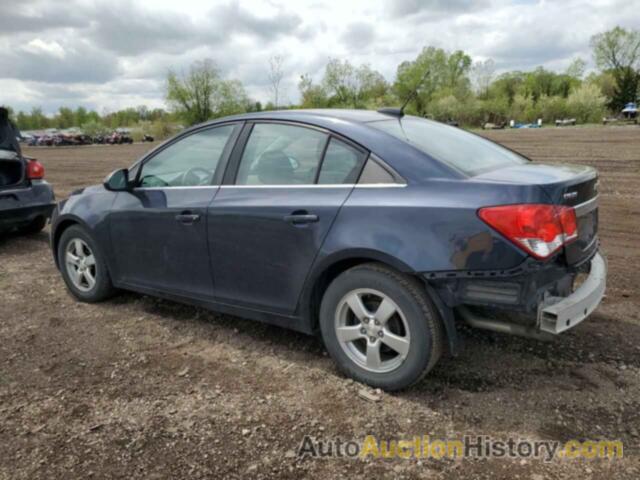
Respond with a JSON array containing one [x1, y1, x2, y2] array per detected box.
[[131, 183, 407, 191], [133, 186, 220, 191], [218, 183, 406, 189]]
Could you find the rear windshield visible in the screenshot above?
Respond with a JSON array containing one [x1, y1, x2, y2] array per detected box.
[[369, 117, 527, 176]]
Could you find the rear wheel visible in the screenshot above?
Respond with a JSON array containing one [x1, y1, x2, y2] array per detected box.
[[319, 263, 443, 391], [57, 225, 116, 302]]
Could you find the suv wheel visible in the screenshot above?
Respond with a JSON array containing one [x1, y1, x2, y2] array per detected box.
[[319, 263, 443, 391], [57, 225, 116, 302]]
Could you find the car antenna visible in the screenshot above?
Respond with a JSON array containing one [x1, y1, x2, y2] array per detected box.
[[378, 69, 430, 118]]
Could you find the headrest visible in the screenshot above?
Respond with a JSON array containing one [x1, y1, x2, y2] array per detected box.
[[254, 150, 294, 184]]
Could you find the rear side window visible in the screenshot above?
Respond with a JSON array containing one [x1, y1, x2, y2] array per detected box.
[[370, 117, 527, 176], [358, 157, 397, 184], [236, 123, 327, 185], [318, 138, 366, 184]]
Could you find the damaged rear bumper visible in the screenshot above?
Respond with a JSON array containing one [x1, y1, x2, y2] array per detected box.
[[428, 251, 607, 339], [538, 253, 606, 334]]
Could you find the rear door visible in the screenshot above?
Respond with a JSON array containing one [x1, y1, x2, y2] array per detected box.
[[207, 122, 367, 313], [109, 123, 240, 297]]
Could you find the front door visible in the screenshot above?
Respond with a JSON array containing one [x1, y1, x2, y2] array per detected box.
[[208, 122, 367, 313], [109, 123, 239, 298]]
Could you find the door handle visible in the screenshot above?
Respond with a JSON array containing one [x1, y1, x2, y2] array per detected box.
[[175, 212, 201, 224], [283, 211, 319, 225]]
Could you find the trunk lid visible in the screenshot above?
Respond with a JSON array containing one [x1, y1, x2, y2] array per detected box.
[[473, 163, 599, 265], [0, 151, 26, 190], [0, 108, 26, 190]]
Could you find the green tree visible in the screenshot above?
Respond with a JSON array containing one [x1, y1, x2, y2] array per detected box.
[[298, 74, 329, 108], [591, 26, 640, 109], [29, 107, 49, 129], [490, 72, 524, 106], [393, 47, 471, 115], [565, 58, 586, 79], [567, 82, 607, 123], [81, 120, 109, 138], [55, 107, 75, 129], [166, 59, 251, 125], [74, 106, 89, 127]]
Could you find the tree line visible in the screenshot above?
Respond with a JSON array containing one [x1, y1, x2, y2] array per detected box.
[[6, 26, 639, 135]]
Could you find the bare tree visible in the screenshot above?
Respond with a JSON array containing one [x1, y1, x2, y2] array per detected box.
[[471, 59, 495, 99], [268, 55, 285, 109]]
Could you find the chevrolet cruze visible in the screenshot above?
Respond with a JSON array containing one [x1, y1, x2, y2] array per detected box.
[[50, 109, 606, 390]]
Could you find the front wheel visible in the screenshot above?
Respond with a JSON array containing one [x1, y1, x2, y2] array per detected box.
[[57, 225, 116, 302], [319, 263, 443, 391]]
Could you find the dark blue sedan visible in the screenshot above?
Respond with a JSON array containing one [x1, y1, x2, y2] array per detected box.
[[50, 109, 606, 390]]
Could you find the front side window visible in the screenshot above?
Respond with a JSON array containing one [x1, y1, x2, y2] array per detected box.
[[370, 117, 527, 176], [317, 138, 366, 184], [235, 123, 328, 185], [139, 125, 235, 187]]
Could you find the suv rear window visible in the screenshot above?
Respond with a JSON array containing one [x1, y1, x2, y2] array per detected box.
[[369, 117, 527, 176]]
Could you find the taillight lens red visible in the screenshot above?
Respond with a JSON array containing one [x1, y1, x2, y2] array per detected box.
[[478, 204, 577, 259], [26, 160, 45, 180]]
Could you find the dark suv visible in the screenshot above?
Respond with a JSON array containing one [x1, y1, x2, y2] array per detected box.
[[50, 109, 605, 390]]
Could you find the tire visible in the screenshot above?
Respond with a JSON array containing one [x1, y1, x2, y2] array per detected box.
[[18, 216, 46, 235], [57, 225, 116, 302], [319, 263, 443, 391]]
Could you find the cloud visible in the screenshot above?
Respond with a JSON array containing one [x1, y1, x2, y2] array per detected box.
[[386, 0, 491, 18], [212, 3, 303, 41], [1, 0, 639, 114], [0, 38, 119, 84], [0, 0, 88, 35], [340, 22, 376, 51], [87, 1, 308, 56]]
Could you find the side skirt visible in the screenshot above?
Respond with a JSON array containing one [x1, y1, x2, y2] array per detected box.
[[115, 281, 314, 335]]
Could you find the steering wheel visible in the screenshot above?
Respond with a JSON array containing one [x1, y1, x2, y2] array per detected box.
[[182, 167, 212, 186]]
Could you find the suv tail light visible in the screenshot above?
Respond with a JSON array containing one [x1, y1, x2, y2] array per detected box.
[[26, 159, 45, 180], [478, 204, 577, 259]]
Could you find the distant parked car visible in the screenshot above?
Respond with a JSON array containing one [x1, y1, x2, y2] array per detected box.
[[37, 135, 54, 146], [106, 132, 133, 145], [0, 108, 55, 235], [482, 122, 506, 130], [54, 134, 75, 147], [555, 118, 577, 127], [603, 102, 638, 125], [50, 109, 605, 390]]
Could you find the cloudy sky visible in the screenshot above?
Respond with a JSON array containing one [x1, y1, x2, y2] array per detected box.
[[0, 0, 638, 114]]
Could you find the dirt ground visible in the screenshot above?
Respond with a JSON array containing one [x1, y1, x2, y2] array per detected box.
[[1, 126, 639, 479]]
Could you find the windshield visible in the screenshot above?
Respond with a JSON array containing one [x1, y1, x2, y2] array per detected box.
[[369, 117, 527, 176]]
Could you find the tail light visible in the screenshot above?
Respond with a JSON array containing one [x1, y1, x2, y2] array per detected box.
[[26, 159, 45, 180], [478, 204, 577, 259]]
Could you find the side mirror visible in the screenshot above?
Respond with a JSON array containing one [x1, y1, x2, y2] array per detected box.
[[104, 168, 132, 191]]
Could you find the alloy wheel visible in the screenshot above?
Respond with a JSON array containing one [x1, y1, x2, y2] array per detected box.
[[334, 288, 411, 373], [65, 238, 97, 292]]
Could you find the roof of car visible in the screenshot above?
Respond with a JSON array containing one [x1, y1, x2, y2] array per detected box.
[[216, 108, 396, 124]]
